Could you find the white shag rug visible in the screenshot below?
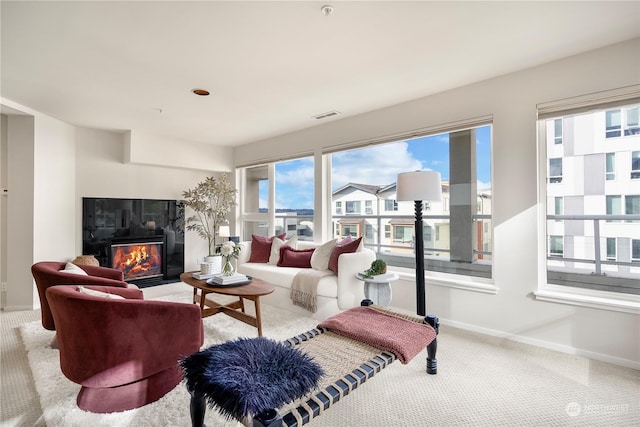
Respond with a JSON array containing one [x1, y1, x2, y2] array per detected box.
[[20, 293, 318, 427]]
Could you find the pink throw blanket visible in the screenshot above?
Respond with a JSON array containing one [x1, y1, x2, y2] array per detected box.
[[317, 306, 436, 364]]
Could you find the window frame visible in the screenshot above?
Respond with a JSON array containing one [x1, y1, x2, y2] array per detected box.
[[537, 88, 640, 302], [606, 152, 616, 181], [549, 158, 563, 183], [554, 118, 563, 145], [606, 237, 617, 261], [549, 235, 564, 258], [631, 151, 640, 179]]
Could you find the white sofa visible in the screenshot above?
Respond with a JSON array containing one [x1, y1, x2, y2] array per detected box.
[[236, 240, 376, 320]]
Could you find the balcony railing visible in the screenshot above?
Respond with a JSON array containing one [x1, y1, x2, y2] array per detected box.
[[275, 213, 493, 278], [547, 214, 640, 294], [547, 214, 640, 273]]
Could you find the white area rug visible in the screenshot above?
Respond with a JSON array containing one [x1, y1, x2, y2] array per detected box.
[[20, 294, 318, 427], [19, 293, 640, 426]]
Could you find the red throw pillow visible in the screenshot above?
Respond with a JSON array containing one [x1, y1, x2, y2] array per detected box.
[[249, 233, 286, 263], [277, 246, 315, 268], [328, 237, 362, 274]]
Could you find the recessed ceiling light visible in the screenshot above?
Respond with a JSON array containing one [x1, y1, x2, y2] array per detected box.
[[192, 88, 210, 96]]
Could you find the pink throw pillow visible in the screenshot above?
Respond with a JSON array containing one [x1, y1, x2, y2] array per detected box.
[[249, 234, 286, 263], [277, 246, 315, 268], [328, 237, 362, 274]]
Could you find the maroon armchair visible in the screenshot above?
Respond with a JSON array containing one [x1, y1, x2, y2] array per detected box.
[[46, 285, 204, 413], [31, 261, 134, 331]]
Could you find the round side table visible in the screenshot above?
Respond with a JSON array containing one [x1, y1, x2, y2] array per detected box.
[[355, 272, 399, 307]]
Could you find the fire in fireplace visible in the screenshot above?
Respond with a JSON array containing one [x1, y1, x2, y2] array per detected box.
[[111, 241, 163, 281]]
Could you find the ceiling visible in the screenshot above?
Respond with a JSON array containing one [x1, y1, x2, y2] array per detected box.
[[2, 1, 639, 147]]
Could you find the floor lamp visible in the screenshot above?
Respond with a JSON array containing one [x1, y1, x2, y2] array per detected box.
[[396, 170, 442, 316]]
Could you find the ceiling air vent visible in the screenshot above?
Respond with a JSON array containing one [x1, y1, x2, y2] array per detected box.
[[312, 111, 341, 120]]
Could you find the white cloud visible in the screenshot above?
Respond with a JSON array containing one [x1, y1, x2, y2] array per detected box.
[[332, 142, 423, 189], [477, 180, 491, 191]]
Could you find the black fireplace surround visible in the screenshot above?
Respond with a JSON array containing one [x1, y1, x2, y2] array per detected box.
[[82, 198, 184, 287]]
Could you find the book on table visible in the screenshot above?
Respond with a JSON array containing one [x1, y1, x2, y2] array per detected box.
[[209, 272, 248, 285]]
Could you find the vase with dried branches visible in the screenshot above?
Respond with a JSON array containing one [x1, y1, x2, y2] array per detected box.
[[181, 174, 237, 256]]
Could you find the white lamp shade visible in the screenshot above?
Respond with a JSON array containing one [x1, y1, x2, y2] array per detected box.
[[396, 170, 442, 202], [218, 225, 230, 237]]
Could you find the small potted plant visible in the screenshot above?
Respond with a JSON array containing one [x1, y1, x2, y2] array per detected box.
[[181, 174, 237, 261], [362, 259, 387, 278]]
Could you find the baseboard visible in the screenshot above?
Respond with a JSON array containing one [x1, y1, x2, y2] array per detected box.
[[440, 318, 640, 370], [2, 304, 36, 312]]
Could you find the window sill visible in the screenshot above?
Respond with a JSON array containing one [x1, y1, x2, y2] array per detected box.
[[395, 269, 499, 294], [534, 285, 640, 314]]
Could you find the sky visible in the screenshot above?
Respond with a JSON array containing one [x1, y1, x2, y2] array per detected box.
[[264, 125, 492, 210]]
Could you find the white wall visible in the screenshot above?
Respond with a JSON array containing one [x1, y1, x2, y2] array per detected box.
[[124, 130, 234, 172], [3, 114, 36, 311], [2, 107, 76, 311], [234, 38, 640, 367]]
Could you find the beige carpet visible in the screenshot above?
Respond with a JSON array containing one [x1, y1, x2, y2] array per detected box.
[[2, 285, 639, 426]]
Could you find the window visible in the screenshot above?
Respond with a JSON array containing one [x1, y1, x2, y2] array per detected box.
[[607, 237, 616, 261], [625, 106, 639, 136], [331, 124, 492, 279], [365, 224, 373, 239], [633, 239, 640, 263], [606, 195, 621, 222], [554, 197, 563, 215], [606, 153, 616, 180], [384, 199, 398, 211], [549, 236, 563, 257], [541, 97, 640, 295], [554, 119, 563, 144], [240, 123, 492, 280], [240, 157, 314, 240], [241, 165, 269, 238], [346, 201, 361, 214], [632, 151, 640, 179], [424, 225, 432, 243], [606, 109, 621, 138], [549, 158, 562, 183], [393, 225, 413, 243], [342, 224, 358, 237], [626, 195, 640, 222], [606, 107, 639, 138]]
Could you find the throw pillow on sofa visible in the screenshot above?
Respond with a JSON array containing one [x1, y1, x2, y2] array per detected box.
[[310, 238, 338, 271], [249, 233, 286, 263], [277, 246, 315, 268], [269, 235, 298, 264], [328, 237, 363, 274]]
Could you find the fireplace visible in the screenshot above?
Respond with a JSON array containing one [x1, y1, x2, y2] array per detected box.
[[82, 197, 184, 287], [111, 240, 164, 282]]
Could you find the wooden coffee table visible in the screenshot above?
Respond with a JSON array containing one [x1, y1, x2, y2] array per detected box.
[[180, 272, 275, 337]]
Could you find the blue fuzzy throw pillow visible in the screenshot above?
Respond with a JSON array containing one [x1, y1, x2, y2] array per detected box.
[[180, 337, 324, 421]]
